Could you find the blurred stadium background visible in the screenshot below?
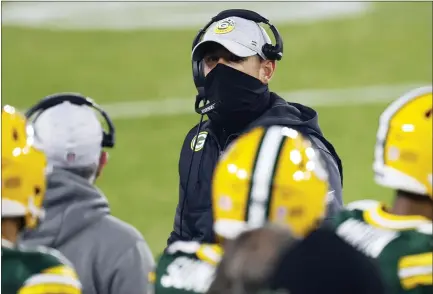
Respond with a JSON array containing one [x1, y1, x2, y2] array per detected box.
[[1, 1, 432, 255]]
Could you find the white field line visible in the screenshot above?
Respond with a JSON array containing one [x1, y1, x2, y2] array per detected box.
[[93, 83, 428, 120], [1, 2, 371, 30]]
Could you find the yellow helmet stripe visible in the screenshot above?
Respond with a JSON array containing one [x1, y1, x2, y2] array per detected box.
[[375, 85, 433, 171], [246, 126, 286, 228]]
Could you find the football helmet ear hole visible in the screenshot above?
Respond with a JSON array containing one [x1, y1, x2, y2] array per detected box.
[[425, 108, 432, 118], [12, 129, 19, 141], [17, 217, 26, 232], [34, 187, 41, 195]]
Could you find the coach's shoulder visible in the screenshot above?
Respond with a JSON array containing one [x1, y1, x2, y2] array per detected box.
[[184, 120, 209, 139], [91, 215, 154, 269], [179, 120, 212, 158], [183, 120, 211, 144], [103, 215, 146, 242]]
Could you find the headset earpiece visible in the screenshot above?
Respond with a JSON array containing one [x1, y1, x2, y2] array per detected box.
[[262, 43, 282, 61], [192, 59, 205, 90]]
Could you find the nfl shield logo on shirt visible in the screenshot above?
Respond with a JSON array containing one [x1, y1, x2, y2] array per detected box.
[[66, 152, 76, 163]]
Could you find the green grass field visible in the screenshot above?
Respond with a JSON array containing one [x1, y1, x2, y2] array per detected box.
[[2, 2, 432, 254]]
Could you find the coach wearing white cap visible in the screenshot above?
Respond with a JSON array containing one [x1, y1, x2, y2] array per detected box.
[[168, 9, 344, 246], [20, 93, 155, 294]]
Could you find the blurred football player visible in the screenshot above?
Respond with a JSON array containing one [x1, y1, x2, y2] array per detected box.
[[152, 125, 384, 294], [151, 125, 330, 294], [207, 125, 385, 294], [1, 105, 82, 294], [331, 85, 433, 294], [208, 224, 297, 294]]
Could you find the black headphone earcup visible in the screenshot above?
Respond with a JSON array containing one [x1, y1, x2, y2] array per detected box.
[[192, 60, 206, 89], [192, 60, 201, 89], [102, 132, 114, 148], [198, 60, 205, 85], [262, 43, 282, 61]]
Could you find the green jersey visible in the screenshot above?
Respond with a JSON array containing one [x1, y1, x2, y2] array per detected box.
[[1, 239, 82, 294], [151, 241, 223, 294], [331, 200, 432, 294]]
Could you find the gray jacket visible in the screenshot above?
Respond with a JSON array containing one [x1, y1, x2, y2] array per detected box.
[[20, 168, 155, 294]]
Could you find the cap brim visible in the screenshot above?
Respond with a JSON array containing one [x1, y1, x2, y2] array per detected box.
[[192, 38, 257, 61]]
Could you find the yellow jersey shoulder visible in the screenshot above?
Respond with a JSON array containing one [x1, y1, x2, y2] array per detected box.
[[345, 199, 381, 211], [18, 245, 82, 294], [346, 199, 432, 233]]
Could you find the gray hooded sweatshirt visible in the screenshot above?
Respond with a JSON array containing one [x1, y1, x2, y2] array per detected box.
[[20, 168, 155, 294]]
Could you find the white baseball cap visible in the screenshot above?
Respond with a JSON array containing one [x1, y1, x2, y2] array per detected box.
[[191, 16, 273, 61], [32, 101, 103, 168]]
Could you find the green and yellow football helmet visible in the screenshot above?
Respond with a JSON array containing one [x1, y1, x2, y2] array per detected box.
[[212, 125, 329, 240], [373, 85, 432, 198], [2, 105, 47, 229]]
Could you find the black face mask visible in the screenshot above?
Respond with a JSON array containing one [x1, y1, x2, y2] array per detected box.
[[204, 63, 271, 133]]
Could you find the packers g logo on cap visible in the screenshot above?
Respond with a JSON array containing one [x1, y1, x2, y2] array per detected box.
[[191, 131, 208, 152], [214, 18, 235, 34]]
